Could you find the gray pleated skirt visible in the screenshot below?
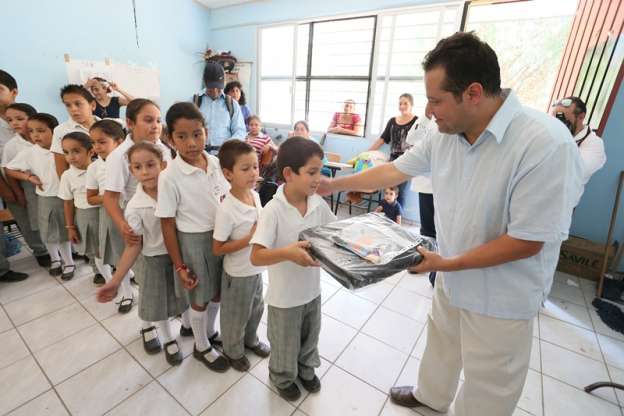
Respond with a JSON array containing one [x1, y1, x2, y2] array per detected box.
[[98, 206, 124, 265], [75, 208, 99, 257], [175, 230, 223, 306], [139, 254, 188, 322], [37, 196, 68, 244], [22, 181, 39, 230]]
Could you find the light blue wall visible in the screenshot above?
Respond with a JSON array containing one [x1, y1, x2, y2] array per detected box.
[[0, 0, 211, 121]]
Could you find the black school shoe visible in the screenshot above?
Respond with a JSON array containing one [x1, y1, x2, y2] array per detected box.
[[61, 265, 76, 281], [246, 341, 271, 358], [209, 331, 223, 348], [93, 273, 105, 285], [164, 340, 183, 366], [276, 383, 301, 401], [229, 355, 251, 372], [0, 270, 29, 282], [299, 374, 321, 393], [35, 254, 51, 267], [117, 296, 134, 314], [49, 260, 62, 276], [193, 345, 230, 372], [180, 325, 193, 337], [140, 326, 162, 354]]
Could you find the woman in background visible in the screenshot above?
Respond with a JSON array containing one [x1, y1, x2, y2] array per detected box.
[[225, 81, 252, 129], [85, 77, 134, 119]]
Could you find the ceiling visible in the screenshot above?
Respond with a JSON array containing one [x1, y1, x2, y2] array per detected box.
[[194, 0, 257, 9]]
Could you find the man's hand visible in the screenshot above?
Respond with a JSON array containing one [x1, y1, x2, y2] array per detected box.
[[316, 176, 334, 197], [285, 241, 319, 267], [408, 246, 456, 274]]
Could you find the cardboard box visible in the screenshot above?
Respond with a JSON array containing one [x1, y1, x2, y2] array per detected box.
[[557, 236, 617, 281]]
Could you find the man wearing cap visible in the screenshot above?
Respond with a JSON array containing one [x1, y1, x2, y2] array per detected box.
[[552, 96, 606, 186], [194, 62, 247, 151]]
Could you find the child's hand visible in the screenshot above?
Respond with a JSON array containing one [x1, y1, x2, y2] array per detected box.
[[28, 175, 43, 191], [286, 241, 319, 267], [68, 228, 80, 244], [97, 281, 119, 303], [374, 206, 383, 213], [109, 81, 118, 91], [121, 222, 141, 246], [178, 267, 199, 290]]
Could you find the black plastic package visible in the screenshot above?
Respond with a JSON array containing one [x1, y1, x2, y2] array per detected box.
[[299, 213, 437, 289]]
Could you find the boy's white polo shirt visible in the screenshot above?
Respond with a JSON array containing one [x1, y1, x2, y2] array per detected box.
[[1, 134, 32, 168], [125, 183, 167, 256], [155, 151, 230, 232], [214, 190, 265, 277], [105, 135, 171, 202], [58, 166, 96, 209], [6, 145, 59, 197], [50, 117, 100, 155], [250, 185, 336, 308], [85, 157, 106, 196]]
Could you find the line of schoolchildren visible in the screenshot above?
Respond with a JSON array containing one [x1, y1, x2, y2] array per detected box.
[[0, 69, 336, 401]]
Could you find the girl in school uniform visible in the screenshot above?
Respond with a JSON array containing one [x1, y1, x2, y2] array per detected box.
[[6, 113, 75, 279], [156, 102, 230, 373], [102, 99, 172, 313], [1, 103, 49, 267], [97, 142, 188, 365], [58, 132, 107, 284], [86, 120, 129, 299]]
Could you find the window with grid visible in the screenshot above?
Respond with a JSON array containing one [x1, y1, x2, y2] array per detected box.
[[258, 16, 376, 133]]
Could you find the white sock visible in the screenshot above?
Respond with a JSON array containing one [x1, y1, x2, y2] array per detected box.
[[156, 320, 174, 344], [118, 271, 134, 299], [206, 302, 220, 338], [94, 258, 113, 281], [58, 242, 74, 266], [45, 243, 60, 263], [181, 308, 192, 329], [190, 308, 221, 362]]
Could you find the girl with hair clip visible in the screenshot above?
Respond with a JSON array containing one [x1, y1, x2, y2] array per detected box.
[[6, 113, 76, 280], [98, 142, 188, 364], [85, 77, 134, 119], [58, 132, 108, 283], [102, 99, 172, 313]]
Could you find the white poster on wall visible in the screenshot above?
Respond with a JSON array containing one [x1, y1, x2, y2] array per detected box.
[[65, 59, 160, 102]]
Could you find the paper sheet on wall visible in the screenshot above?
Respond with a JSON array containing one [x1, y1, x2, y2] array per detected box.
[[65, 59, 160, 102]]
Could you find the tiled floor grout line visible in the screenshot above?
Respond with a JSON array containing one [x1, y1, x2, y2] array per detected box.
[[0, 302, 73, 416]]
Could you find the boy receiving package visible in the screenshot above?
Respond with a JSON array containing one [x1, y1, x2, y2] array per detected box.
[[213, 140, 271, 373], [250, 136, 336, 401]]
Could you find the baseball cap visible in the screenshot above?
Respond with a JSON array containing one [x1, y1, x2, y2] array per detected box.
[[203, 62, 225, 89]]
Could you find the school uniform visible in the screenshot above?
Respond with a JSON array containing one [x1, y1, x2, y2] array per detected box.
[[155, 151, 230, 306], [50, 117, 99, 156], [213, 190, 266, 359], [7, 145, 67, 243], [58, 166, 99, 262], [1, 135, 47, 255], [86, 157, 123, 265], [250, 185, 336, 388], [126, 183, 187, 321], [105, 134, 172, 202]]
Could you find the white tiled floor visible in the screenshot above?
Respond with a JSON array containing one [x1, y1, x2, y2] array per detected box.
[[1, 247, 624, 416]]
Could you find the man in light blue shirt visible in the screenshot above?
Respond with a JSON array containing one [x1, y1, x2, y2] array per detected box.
[[195, 62, 246, 149], [320, 33, 583, 416]]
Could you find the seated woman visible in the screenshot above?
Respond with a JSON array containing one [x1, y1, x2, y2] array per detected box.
[[225, 81, 252, 128], [327, 99, 363, 136], [84, 77, 133, 119]]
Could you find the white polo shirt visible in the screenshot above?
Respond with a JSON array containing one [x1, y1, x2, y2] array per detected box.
[[105, 135, 172, 202], [0, 118, 14, 157], [50, 117, 100, 155], [155, 151, 229, 232], [574, 125, 606, 186], [213, 191, 266, 277], [125, 183, 167, 256], [6, 145, 60, 197], [250, 185, 336, 308], [1, 135, 33, 168], [85, 157, 106, 196], [58, 166, 95, 210]]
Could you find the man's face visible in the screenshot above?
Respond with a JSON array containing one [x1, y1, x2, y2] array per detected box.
[[424, 67, 471, 135], [552, 103, 583, 135], [206, 88, 221, 99]]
